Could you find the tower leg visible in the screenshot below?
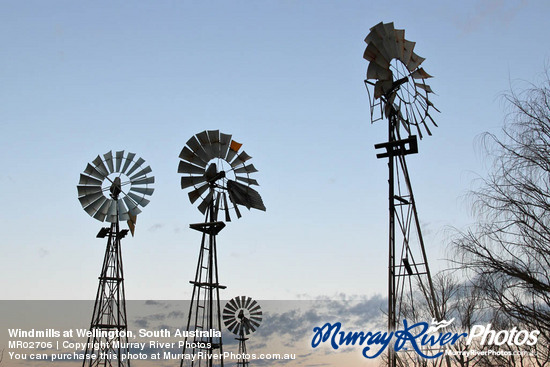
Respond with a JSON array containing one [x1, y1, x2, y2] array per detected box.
[[83, 221, 130, 367]]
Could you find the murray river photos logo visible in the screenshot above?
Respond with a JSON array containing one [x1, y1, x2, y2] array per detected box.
[[311, 318, 540, 360]]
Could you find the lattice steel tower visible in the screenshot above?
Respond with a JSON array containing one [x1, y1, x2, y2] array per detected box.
[[77, 151, 154, 367], [363, 22, 447, 367], [178, 130, 266, 367]]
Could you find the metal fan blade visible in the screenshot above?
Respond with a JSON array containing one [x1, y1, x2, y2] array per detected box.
[[79, 173, 102, 186], [178, 160, 205, 175], [226, 320, 239, 335], [197, 190, 214, 215], [415, 82, 434, 93], [117, 200, 130, 221], [234, 164, 258, 174], [181, 175, 206, 189], [363, 42, 389, 69], [226, 140, 242, 163], [219, 133, 232, 159], [84, 163, 106, 180], [77, 185, 102, 197], [127, 191, 151, 207], [78, 191, 103, 208], [121, 152, 136, 174], [186, 135, 211, 163], [92, 155, 109, 177], [243, 296, 252, 310], [188, 183, 209, 204], [411, 67, 432, 79], [115, 151, 124, 172], [132, 176, 155, 185], [84, 196, 107, 217], [230, 151, 252, 168], [129, 186, 154, 196], [394, 28, 405, 61], [93, 199, 111, 222], [228, 297, 240, 311], [407, 52, 425, 72], [103, 151, 114, 173], [236, 176, 259, 186], [126, 157, 145, 177], [107, 200, 117, 218], [207, 130, 221, 157], [123, 195, 142, 216], [227, 180, 266, 211], [367, 61, 392, 81], [179, 146, 208, 168], [222, 192, 231, 222], [129, 165, 152, 180]]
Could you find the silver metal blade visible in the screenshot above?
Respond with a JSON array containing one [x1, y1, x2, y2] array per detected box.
[[121, 152, 136, 174], [84, 163, 106, 180], [123, 195, 142, 216], [127, 191, 151, 207], [197, 190, 214, 215], [115, 151, 124, 172], [178, 160, 205, 175], [103, 151, 114, 173], [179, 146, 207, 167], [223, 192, 231, 222], [234, 163, 258, 174], [93, 199, 111, 222], [92, 155, 109, 177], [79, 173, 102, 186], [407, 51, 425, 72], [219, 133, 232, 159], [207, 130, 221, 157], [106, 200, 117, 218], [77, 185, 102, 197], [78, 191, 103, 208], [129, 186, 154, 196], [117, 199, 130, 221], [129, 165, 152, 180], [236, 176, 259, 186], [188, 183, 209, 204], [196, 130, 209, 146], [181, 175, 206, 189], [84, 196, 107, 217], [230, 151, 252, 168], [225, 140, 242, 163], [132, 176, 155, 185], [126, 157, 145, 177], [186, 135, 211, 163]]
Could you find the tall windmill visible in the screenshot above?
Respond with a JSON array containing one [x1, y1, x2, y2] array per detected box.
[[363, 22, 445, 366], [77, 151, 154, 367], [178, 130, 266, 367], [223, 296, 262, 367]]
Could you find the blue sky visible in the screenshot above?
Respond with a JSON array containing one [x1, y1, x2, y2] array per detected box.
[[1, 0, 549, 300]]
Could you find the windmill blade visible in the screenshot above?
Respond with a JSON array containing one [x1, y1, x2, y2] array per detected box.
[[415, 82, 434, 93], [207, 130, 221, 158], [407, 52, 425, 72], [115, 151, 124, 172], [197, 190, 214, 215], [186, 135, 212, 163], [188, 183, 209, 204], [129, 165, 152, 180], [92, 155, 109, 177], [126, 157, 145, 177], [181, 175, 206, 189], [234, 164, 258, 174], [77, 185, 102, 197], [121, 152, 136, 174], [213, 192, 221, 221], [219, 133, 232, 159], [84, 163, 106, 181], [78, 191, 104, 209], [103, 151, 114, 173], [129, 186, 155, 196], [93, 199, 112, 222], [79, 174, 102, 186], [132, 176, 155, 185], [230, 151, 252, 168], [179, 146, 208, 168], [84, 196, 108, 217], [117, 199, 130, 221], [226, 140, 242, 163], [222, 192, 231, 222], [127, 191, 151, 207], [178, 160, 205, 175], [236, 176, 259, 186], [367, 61, 392, 81], [411, 67, 432, 79], [123, 195, 143, 216]]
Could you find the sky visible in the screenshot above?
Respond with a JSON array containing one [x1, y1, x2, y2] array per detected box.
[[1, 0, 550, 301]]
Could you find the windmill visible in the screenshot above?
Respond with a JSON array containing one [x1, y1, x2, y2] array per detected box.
[[223, 296, 262, 367], [77, 150, 154, 367], [363, 22, 446, 366], [178, 130, 266, 367]]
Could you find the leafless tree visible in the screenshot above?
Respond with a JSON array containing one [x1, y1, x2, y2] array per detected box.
[[451, 72, 550, 365]]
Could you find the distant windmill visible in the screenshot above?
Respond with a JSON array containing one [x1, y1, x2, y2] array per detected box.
[[178, 130, 266, 367], [363, 22, 446, 366], [223, 296, 262, 367], [77, 151, 154, 367]]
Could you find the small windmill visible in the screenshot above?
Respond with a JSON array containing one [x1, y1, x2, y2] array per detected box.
[[363, 22, 446, 366], [223, 296, 262, 367], [178, 130, 266, 367], [77, 151, 154, 367]]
